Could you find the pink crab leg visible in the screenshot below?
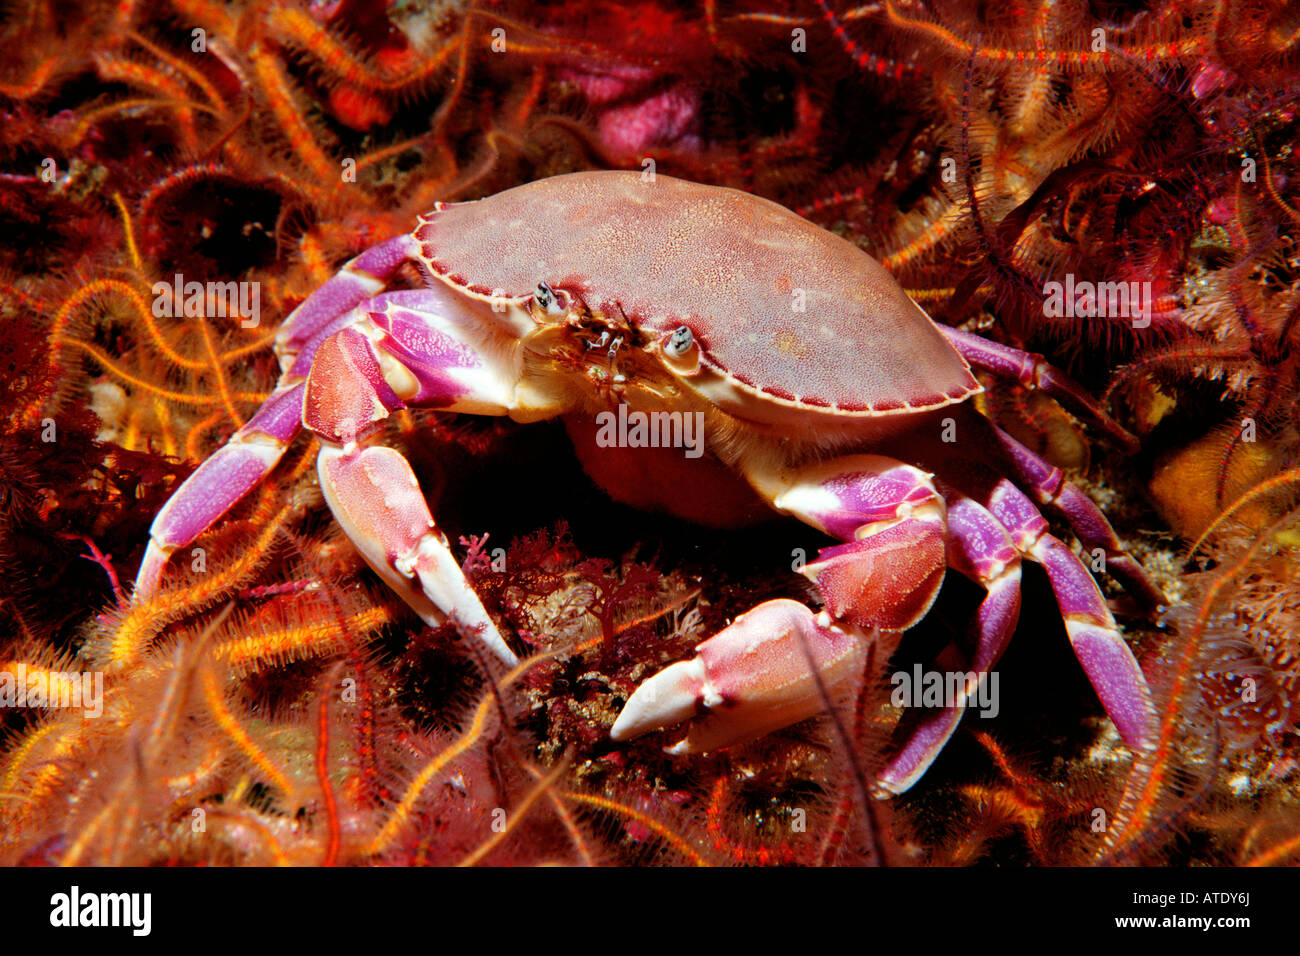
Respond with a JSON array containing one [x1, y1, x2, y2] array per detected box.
[[610, 599, 867, 754], [877, 490, 1023, 795], [979, 475, 1156, 751], [938, 325, 1138, 452], [611, 456, 947, 754], [987, 423, 1167, 611]]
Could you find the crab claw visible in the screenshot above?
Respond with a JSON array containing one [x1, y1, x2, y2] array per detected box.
[[800, 517, 946, 632], [611, 599, 866, 754]]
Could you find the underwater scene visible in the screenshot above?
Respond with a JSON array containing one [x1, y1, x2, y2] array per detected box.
[[0, 0, 1298, 867]]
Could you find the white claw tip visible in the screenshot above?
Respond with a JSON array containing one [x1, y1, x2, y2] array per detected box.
[[610, 657, 707, 742]]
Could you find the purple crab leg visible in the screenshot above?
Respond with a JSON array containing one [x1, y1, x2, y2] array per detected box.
[[938, 326, 1138, 453], [275, 234, 421, 371], [135, 381, 305, 596], [877, 490, 1023, 795], [135, 234, 424, 598], [988, 424, 1167, 611], [134, 291, 441, 598], [980, 475, 1156, 752], [777, 457, 949, 633]]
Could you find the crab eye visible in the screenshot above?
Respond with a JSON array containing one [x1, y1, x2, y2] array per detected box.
[[535, 282, 564, 315], [665, 325, 694, 357]]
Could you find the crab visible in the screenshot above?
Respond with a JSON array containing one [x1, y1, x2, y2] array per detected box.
[[134, 170, 1163, 795]]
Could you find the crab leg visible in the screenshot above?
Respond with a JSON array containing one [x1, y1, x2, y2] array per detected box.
[[775, 457, 949, 633], [973, 475, 1156, 751], [136, 235, 420, 599], [938, 326, 1138, 452], [134, 288, 460, 599], [136, 281, 531, 673], [986, 423, 1166, 611], [135, 381, 305, 596], [877, 490, 1022, 795], [275, 234, 421, 371]]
